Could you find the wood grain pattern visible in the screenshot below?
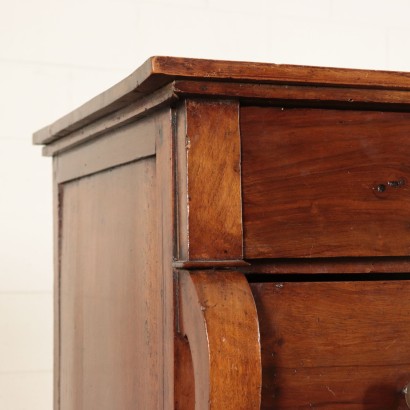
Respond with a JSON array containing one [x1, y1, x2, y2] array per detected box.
[[174, 80, 410, 109], [243, 257, 410, 275], [152, 56, 410, 91], [242, 106, 410, 258], [250, 280, 410, 410], [178, 100, 243, 260], [178, 270, 261, 410], [34, 56, 410, 147], [36, 58, 410, 410], [59, 159, 162, 410]]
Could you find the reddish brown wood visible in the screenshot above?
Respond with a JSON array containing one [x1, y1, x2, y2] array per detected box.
[[174, 80, 410, 108], [35, 57, 410, 410], [173, 259, 250, 269], [242, 106, 410, 259], [243, 258, 410, 275], [174, 335, 195, 410], [178, 270, 261, 410], [250, 280, 410, 409], [152, 56, 410, 91], [34, 56, 410, 146], [177, 100, 243, 261]]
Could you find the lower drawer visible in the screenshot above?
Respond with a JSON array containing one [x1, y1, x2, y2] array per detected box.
[[250, 279, 410, 409]]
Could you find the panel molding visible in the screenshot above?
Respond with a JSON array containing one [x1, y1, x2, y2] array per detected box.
[[55, 117, 157, 183]]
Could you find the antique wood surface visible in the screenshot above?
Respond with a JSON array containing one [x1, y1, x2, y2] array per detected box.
[[250, 280, 410, 410], [154, 108, 176, 409], [54, 117, 156, 183], [33, 56, 410, 146], [176, 100, 242, 261], [54, 108, 175, 409], [174, 334, 195, 410], [242, 258, 410, 275], [173, 259, 250, 269], [52, 161, 60, 410], [43, 83, 177, 156], [152, 57, 410, 90], [178, 270, 261, 410], [173, 80, 410, 110], [35, 57, 410, 410], [175, 103, 188, 260], [241, 106, 410, 259], [59, 159, 162, 410]]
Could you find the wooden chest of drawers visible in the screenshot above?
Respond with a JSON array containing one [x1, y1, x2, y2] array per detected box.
[[34, 57, 410, 409]]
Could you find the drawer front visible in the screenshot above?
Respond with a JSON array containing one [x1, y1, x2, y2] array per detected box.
[[241, 107, 410, 258], [250, 279, 410, 409]]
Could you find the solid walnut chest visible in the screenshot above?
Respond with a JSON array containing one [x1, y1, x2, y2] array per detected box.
[[34, 57, 410, 409]]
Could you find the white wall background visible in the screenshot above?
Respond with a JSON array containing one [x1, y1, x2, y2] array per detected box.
[[1, 0, 410, 408]]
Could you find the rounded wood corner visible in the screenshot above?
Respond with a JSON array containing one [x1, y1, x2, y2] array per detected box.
[[178, 270, 261, 410]]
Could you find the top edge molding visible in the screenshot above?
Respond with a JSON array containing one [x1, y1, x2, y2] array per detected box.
[[33, 56, 410, 146]]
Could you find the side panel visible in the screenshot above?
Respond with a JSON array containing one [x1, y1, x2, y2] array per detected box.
[[59, 159, 161, 410], [53, 109, 174, 409], [155, 109, 176, 409]]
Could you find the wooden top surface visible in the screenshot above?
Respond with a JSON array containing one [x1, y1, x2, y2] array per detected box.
[[33, 56, 410, 145]]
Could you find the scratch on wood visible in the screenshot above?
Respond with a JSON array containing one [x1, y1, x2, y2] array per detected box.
[[326, 385, 336, 397], [384, 338, 397, 350]]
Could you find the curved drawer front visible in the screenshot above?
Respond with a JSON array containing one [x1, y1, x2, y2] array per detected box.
[[241, 106, 410, 259]]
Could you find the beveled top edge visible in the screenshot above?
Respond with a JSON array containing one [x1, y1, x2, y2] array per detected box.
[[33, 56, 410, 145]]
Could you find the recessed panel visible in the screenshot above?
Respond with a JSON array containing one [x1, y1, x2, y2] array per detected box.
[[60, 159, 160, 410]]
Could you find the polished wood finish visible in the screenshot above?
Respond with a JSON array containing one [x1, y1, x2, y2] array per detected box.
[[33, 56, 410, 145], [151, 56, 410, 90], [177, 100, 242, 261], [174, 80, 410, 109], [178, 270, 261, 410], [34, 57, 410, 410], [174, 334, 195, 410], [242, 106, 410, 258], [243, 258, 410, 275], [250, 280, 410, 409]]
